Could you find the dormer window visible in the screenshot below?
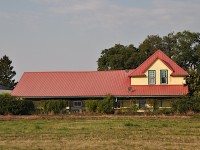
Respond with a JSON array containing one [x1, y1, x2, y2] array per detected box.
[[160, 70, 168, 84], [148, 70, 156, 84]]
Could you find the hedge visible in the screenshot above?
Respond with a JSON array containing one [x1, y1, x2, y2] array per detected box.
[[85, 95, 114, 114], [0, 93, 35, 115], [40, 100, 67, 114]]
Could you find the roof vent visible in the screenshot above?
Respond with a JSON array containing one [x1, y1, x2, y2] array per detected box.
[[128, 86, 132, 91]]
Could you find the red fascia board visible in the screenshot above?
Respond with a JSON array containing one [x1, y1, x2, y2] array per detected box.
[[129, 74, 146, 77]]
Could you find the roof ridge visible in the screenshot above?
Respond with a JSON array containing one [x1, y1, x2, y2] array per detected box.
[[24, 69, 135, 74]]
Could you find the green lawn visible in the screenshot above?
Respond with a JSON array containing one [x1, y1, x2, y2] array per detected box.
[[0, 115, 200, 150]]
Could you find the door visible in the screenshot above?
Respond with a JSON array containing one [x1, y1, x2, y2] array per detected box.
[[138, 100, 146, 110]]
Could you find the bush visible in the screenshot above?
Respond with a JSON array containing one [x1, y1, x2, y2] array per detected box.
[[0, 93, 12, 114], [40, 100, 67, 114], [97, 95, 114, 114], [172, 96, 200, 114], [85, 95, 114, 114], [85, 100, 98, 113], [0, 93, 35, 115], [153, 108, 175, 115], [9, 100, 35, 115], [190, 96, 200, 112]]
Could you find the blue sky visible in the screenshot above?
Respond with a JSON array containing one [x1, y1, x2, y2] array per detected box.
[[0, 0, 200, 80]]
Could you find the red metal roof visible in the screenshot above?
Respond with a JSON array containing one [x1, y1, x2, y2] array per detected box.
[[11, 70, 132, 98], [130, 85, 188, 96], [11, 71, 188, 98], [129, 50, 189, 77], [11, 50, 189, 98]]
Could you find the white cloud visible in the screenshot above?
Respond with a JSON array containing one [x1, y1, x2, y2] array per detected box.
[[31, 0, 200, 32]]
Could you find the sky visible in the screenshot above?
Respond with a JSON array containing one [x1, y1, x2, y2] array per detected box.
[[0, 0, 200, 81]]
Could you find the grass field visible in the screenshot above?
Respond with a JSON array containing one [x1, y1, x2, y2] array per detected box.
[[0, 115, 200, 150]]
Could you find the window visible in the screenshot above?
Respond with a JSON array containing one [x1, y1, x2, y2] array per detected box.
[[160, 70, 168, 84], [148, 70, 156, 84], [73, 101, 82, 107]]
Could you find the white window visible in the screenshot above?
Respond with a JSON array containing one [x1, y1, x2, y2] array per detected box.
[[73, 101, 82, 107], [148, 70, 156, 84], [160, 70, 168, 84]]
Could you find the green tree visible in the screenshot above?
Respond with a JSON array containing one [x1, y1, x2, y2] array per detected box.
[[138, 31, 200, 70], [97, 31, 200, 71], [162, 32, 177, 58], [172, 31, 200, 70], [0, 55, 17, 88], [97, 44, 139, 70], [138, 35, 164, 63], [187, 70, 200, 96]]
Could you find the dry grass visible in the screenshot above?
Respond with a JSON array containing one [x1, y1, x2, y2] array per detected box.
[[0, 115, 200, 150]]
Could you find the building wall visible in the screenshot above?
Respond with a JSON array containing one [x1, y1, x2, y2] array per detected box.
[[0, 90, 12, 94], [131, 59, 185, 85]]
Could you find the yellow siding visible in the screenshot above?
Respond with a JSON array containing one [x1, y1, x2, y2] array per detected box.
[[131, 59, 185, 85], [131, 77, 148, 85]]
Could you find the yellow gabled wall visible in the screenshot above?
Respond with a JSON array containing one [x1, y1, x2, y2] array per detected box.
[[131, 59, 185, 85]]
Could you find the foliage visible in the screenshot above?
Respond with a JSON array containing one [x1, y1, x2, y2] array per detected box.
[[120, 100, 138, 114], [40, 100, 67, 114], [187, 69, 200, 95], [173, 31, 200, 71], [172, 96, 200, 114], [97, 95, 114, 114], [130, 99, 138, 112], [0, 55, 17, 88], [85, 100, 98, 113], [154, 108, 175, 115], [97, 44, 139, 70], [138, 35, 163, 63], [85, 96, 114, 114], [138, 31, 200, 71], [97, 31, 200, 72], [0, 93, 35, 115]]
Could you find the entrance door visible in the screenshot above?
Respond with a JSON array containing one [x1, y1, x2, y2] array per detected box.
[[138, 100, 146, 110]]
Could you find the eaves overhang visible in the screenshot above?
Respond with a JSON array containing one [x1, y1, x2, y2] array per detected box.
[[16, 94, 187, 99]]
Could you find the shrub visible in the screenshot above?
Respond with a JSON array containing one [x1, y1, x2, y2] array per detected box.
[[40, 100, 67, 114], [0, 93, 18, 115], [0, 93, 35, 115], [11, 100, 35, 115], [172, 96, 200, 114], [0, 94, 9, 114], [85, 95, 114, 114], [153, 108, 175, 115], [97, 95, 114, 114], [190, 96, 200, 113], [85, 100, 98, 113]]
